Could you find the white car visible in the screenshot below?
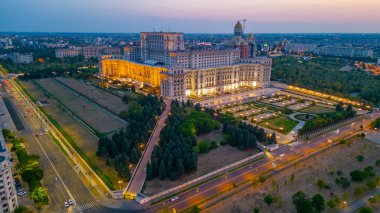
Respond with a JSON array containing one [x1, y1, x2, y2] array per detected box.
[[64, 202, 69, 208], [17, 191, 26, 196], [68, 199, 75, 205], [170, 196, 179, 202]]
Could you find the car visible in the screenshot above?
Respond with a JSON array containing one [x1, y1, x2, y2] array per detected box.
[[17, 191, 26, 196], [170, 196, 179, 202], [68, 199, 75, 205], [64, 202, 69, 208]]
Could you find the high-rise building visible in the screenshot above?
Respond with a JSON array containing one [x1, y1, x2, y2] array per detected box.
[[8, 53, 33, 64], [55, 48, 81, 58], [103, 47, 121, 55], [314, 46, 374, 58], [140, 32, 185, 64], [0, 131, 18, 213], [284, 43, 317, 53], [123, 46, 141, 61], [82, 46, 107, 59]]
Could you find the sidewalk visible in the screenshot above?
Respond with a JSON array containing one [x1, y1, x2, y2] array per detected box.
[[126, 99, 172, 196]]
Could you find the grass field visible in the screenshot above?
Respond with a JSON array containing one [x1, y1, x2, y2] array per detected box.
[[259, 116, 299, 135], [34, 78, 125, 134], [300, 105, 335, 114], [56, 77, 132, 114], [20, 80, 124, 189]]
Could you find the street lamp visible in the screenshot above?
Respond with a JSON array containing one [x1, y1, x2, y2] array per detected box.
[[118, 180, 123, 190]]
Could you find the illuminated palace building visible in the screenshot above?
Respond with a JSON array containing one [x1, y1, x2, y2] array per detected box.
[[99, 21, 273, 106]]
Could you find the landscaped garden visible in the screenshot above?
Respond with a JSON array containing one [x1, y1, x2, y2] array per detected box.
[[259, 115, 299, 135]]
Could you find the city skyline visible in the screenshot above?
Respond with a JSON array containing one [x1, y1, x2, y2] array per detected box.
[[1, 0, 379, 33]]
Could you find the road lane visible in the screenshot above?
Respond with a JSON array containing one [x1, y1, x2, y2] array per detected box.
[[147, 111, 380, 212]]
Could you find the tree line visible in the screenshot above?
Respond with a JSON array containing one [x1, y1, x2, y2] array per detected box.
[[96, 94, 164, 181], [147, 100, 275, 181], [272, 56, 380, 104], [221, 113, 276, 149], [2, 129, 49, 207], [299, 102, 356, 135]]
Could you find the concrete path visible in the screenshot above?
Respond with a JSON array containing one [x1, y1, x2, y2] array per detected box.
[[126, 99, 172, 196], [289, 112, 307, 133], [341, 188, 380, 213]]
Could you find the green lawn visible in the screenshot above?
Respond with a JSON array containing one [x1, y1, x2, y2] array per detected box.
[[259, 116, 299, 135], [300, 105, 335, 114]]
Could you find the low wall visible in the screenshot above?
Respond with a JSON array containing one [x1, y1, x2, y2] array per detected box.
[[138, 151, 264, 204]]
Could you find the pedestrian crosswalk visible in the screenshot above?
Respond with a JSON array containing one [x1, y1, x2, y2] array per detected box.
[[58, 202, 96, 213], [73, 202, 96, 212]]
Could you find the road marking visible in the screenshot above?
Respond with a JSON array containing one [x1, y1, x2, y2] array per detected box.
[[9, 83, 75, 202]]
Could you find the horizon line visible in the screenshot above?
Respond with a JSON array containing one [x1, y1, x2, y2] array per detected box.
[[1, 31, 380, 35]]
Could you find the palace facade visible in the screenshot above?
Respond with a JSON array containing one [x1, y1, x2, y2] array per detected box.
[[99, 21, 272, 104]]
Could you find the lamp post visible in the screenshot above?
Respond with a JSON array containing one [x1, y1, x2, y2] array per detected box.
[[118, 180, 123, 190]]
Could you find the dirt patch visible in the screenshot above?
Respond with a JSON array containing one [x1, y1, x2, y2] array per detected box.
[[143, 144, 258, 196], [196, 129, 224, 143], [35, 78, 125, 134], [56, 77, 131, 114], [209, 138, 380, 213]]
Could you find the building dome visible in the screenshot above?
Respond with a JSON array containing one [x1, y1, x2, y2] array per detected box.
[[234, 21, 243, 38]]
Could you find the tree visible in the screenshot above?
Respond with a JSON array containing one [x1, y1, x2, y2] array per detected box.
[[159, 161, 167, 180], [335, 177, 350, 188], [336, 102, 344, 111], [358, 207, 373, 213], [269, 132, 277, 144], [350, 170, 365, 182], [122, 95, 132, 104], [356, 155, 364, 162], [264, 194, 274, 205], [130, 148, 140, 164], [316, 178, 326, 189], [176, 159, 185, 178], [146, 162, 154, 180], [311, 194, 325, 213], [346, 104, 353, 112], [183, 205, 201, 213], [305, 113, 310, 119], [118, 164, 131, 181], [292, 191, 313, 213], [253, 207, 260, 213]]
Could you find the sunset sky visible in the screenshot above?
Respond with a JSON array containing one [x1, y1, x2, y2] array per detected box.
[[1, 0, 379, 33]]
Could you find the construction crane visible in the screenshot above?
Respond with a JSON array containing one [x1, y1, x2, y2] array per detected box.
[[239, 19, 247, 32]]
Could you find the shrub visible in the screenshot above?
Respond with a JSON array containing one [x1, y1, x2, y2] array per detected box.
[[358, 207, 373, 213], [354, 186, 366, 197], [363, 166, 375, 177], [365, 180, 377, 190], [356, 155, 364, 162], [264, 194, 274, 205], [316, 178, 326, 189], [327, 196, 340, 209], [350, 170, 365, 182], [220, 134, 230, 145], [335, 177, 350, 188]]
